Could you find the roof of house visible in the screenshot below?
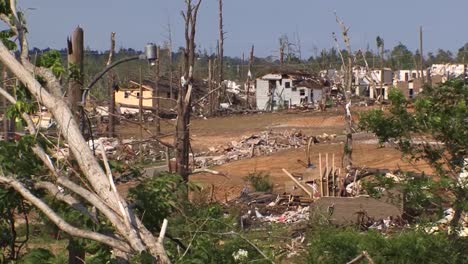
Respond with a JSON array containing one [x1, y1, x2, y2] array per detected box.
[[119, 76, 209, 101], [295, 78, 327, 89]]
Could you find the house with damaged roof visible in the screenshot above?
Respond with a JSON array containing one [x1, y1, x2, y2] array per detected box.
[[255, 72, 329, 111]]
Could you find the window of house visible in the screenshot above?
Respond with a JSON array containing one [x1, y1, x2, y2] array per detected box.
[[292, 87, 297, 92], [166, 92, 171, 98], [404, 73, 409, 81], [300, 89, 305, 96], [409, 88, 414, 99], [412, 73, 417, 79], [124, 92, 129, 98], [285, 82, 291, 88], [136, 92, 140, 98]]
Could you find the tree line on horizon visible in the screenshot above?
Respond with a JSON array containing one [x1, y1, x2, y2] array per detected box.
[[28, 40, 468, 100]]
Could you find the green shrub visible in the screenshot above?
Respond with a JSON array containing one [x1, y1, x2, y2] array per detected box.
[[243, 172, 273, 192], [307, 227, 466, 264], [128, 173, 187, 232]]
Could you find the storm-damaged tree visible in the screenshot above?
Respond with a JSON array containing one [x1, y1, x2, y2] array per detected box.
[[217, 0, 224, 100], [175, 0, 202, 180], [0, 1, 171, 262], [360, 80, 467, 233], [376, 36, 384, 102], [333, 14, 354, 170]]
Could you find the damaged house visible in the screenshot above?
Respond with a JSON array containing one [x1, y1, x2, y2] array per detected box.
[[255, 72, 327, 111], [353, 67, 393, 100], [114, 77, 178, 114], [393, 69, 427, 99]]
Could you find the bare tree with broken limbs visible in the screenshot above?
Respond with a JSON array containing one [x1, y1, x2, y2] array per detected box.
[[0, 1, 171, 262], [333, 13, 354, 170], [175, 0, 202, 180], [218, 0, 225, 101]]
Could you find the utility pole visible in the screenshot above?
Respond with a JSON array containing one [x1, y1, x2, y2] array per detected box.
[[107, 32, 116, 138], [67, 26, 84, 122], [419, 26, 425, 84], [154, 46, 161, 135]]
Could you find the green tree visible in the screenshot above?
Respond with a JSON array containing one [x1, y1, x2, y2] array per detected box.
[[360, 81, 468, 231], [390, 42, 414, 70], [434, 49, 454, 64], [456, 43, 468, 63]]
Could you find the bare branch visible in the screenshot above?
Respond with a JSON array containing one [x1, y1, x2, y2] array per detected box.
[[0, 174, 132, 253], [35, 181, 98, 223], [347, 251, 375, 264]]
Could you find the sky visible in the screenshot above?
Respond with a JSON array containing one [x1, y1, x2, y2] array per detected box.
[[18, 0, 468, 59]]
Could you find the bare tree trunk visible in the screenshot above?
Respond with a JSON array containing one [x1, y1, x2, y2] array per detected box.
[[154, 46, 161, 135], [176, 0, 202, 181], [208, 59, 213, 115], [380, 42, 384, 101], [67, 27, 84, 122], [66, 26, 87, 262], [246, 45, 254, 109], [0, 7, 171, 261], [335, 14, 354, 169], [107, 32, 116, 138], [279, 41, 284, 66], [218, 0, 224, 96], [166, 21, 174, 101], [2, 67, 8, 139], [68, 238, 86, 264]]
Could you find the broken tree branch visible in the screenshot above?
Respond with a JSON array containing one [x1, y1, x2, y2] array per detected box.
[[347, 250, 375, 264], [0, 174, 132, 253], [35, 181, 98, 223]]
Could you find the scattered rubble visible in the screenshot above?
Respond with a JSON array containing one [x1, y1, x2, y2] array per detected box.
[[425, 208, 468, 237], [194, 130, 319, 168], [87, 137, 166, 165]]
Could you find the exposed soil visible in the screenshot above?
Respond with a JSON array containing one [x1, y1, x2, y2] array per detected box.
[[116, 109, 432, 201]]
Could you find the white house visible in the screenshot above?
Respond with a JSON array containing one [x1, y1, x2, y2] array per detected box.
[[255, 72, 326, 111], [394, 69, 427, 83], [430, 64, 465, 79]]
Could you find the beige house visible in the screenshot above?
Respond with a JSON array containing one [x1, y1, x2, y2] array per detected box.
[[115, 78, 178, 113]]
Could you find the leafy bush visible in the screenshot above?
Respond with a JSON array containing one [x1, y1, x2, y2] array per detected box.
[[243, 172, 273, 192], [128, 173, 187, 232], [307, 227, 466, 264]]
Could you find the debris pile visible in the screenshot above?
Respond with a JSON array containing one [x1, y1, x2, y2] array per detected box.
[[230, 192, 312, 228], [195, 130, 311, 168], [425, 208, 468, 237], [88, 137, 166, 165]]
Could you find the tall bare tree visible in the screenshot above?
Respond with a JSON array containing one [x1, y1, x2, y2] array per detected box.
[[334, 14, 354, 170], [246, 45, 254, 109], [67, 26, 84, 121], [154, 46, 161, 135], [107, 32, 116, 138], [376, 36, 384, 101], [218, 0, 224, 97], [175, 0, 202, 180], [0, 2, 170, 262]]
